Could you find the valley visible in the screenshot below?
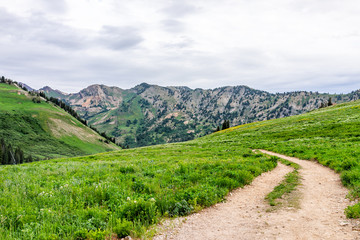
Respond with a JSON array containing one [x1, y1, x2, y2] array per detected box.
[[1, 79, 360, 239]]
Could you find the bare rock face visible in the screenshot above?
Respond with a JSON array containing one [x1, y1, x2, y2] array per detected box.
[[42, 83, 360, 148]]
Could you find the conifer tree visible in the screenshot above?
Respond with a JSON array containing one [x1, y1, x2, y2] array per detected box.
[[226, 120, 230, 129], [328, 97, 333, 106], [222, 120, 227, 130]]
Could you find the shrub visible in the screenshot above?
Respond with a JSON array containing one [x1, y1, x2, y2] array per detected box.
[[121, 199, 158, 225], [341, 168, 360, 187], [168, 200, 193, 217], [113, 219, 133, 238], [86, 229, 108, 240], [73, 229, 88, 240], [345, 203, 360, 218]]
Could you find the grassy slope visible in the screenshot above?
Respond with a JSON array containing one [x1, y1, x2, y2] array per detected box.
[[0, 98, 359, 239], [0, 83, 120, 159], [211, 99, 360, 215]]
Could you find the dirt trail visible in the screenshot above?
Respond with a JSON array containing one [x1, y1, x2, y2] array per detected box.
[[154, 150, 360, 240]]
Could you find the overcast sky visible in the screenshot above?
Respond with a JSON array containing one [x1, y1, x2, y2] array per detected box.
[[1, 0, 360, 93]]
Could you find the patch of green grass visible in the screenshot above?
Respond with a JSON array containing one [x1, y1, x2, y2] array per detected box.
[[259, 155, 301, 207]]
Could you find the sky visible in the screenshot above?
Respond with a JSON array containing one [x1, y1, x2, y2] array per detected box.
[[1, 0, 360, 93]]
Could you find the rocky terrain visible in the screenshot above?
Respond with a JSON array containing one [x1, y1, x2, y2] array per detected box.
[[40, 83, 360, 148]]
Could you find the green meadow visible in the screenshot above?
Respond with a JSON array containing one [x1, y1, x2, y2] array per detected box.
[[0, 83, 119, 159], [1, 83, 360, 239]]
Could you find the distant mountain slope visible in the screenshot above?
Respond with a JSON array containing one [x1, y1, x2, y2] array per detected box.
[[0, 83, 120, 159], [41, 83, 360, 148]]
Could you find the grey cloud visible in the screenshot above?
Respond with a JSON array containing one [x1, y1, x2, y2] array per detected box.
[[162, 2, 198, 18], [161, 19, 185, 32], [97, 26, 144, 50], [163, 36, 194, 49], [36, 23, 89, 50], [0, 8, 88, 50], [39, 0, 68, 14]]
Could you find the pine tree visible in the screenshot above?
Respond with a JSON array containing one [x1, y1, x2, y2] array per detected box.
[[226, 120, 230, 129], [222, 121, 226, 130], [15, 147, 24, 164], [8, 144, 15, 164], [328, 97, 333, 106]]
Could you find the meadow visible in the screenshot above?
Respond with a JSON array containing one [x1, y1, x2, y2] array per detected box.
[[213, 99, 360, 217], [0, 93, 359, 239], [0, 142, 276, 239]]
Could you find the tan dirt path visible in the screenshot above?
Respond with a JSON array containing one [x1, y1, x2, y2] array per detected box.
[[153, 150, 360, 240]]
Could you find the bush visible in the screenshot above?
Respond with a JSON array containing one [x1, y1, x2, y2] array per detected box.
[[341, 168, 360, 187], [113, 219, 133, 238], [73, 229, 88, 240], [168, 200, 193, 217], [121, 199, 158, 225], [86, 229, 108, 240], [345, 203, 360, 218]]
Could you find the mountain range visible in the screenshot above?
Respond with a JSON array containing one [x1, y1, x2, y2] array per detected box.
[[40, 83, 360, 148]]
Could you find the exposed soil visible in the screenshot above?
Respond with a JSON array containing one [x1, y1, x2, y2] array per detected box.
[[153, 150, 360, 240]]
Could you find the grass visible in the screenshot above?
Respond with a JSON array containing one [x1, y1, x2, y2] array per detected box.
[[0, 92, 360, 238], [212, 100, 360, 217], [264, 156, 301, 207], [0, 143, 276, 239], [0, 83, 119, 159]]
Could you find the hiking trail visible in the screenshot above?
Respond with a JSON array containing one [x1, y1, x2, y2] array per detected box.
[[154, 150, 360, 240]]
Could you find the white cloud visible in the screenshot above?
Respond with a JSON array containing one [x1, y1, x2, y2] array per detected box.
[[0, 0, 360, 93]]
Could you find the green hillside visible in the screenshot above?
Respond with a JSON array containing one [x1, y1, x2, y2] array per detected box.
[[0, 83, 120, 159], [0, 96, 359, 239]]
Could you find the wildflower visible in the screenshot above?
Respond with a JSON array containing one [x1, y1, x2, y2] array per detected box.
[[149, 198, 156, 202], [127, 197, 131, 201]]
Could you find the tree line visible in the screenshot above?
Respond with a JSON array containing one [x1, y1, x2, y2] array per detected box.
[[215, 120, 231, 132], [0, 139, 35, 165]]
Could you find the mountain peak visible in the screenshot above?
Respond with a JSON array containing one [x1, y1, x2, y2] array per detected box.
[[39, 86, 54, 91], [39, 86, 68, 98], [132, 82, 154, 94]]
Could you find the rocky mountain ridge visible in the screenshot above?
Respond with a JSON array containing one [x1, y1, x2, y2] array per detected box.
[[41, 83, 360, 148]]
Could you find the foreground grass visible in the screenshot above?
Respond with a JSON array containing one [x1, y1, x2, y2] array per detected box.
[[1, 98, 360, 239], [0, 142, 277, 239]]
